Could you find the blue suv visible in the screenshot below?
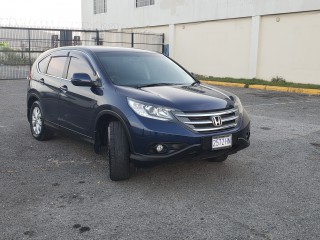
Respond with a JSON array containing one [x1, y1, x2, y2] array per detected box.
[[27, 47, 250, 181]]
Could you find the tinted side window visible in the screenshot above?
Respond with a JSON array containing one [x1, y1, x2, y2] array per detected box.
[[38, 55, 50, 73], [47, 57, 67, 78], [67, 57, 95, 80]]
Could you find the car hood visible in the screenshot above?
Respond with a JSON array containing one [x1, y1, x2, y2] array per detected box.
[[115, 84, 235, 112]]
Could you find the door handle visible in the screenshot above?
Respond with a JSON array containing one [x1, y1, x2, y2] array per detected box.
[[60, 85, 68, 92], [39, 78, 44, 84]]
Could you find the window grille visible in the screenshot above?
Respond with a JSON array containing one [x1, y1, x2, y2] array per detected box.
[[136, 0, 155, 8], [94, 0, 107, 14]]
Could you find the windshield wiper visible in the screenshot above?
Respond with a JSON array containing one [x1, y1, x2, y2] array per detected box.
[[191, 80, 201, 86], [137, 83, 176, 89]]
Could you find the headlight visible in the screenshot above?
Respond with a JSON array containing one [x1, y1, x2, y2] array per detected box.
[[234, 97, 243, 115], [128, 98, 174, 121]]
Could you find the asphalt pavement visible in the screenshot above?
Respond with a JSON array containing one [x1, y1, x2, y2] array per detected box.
[[0, 80, 319, 240]]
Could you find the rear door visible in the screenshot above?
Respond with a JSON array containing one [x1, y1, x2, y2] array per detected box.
[[39, 50, 68, 124], [58, 51, 98, 137]]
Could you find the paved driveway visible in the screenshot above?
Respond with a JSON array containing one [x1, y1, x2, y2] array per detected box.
[[0, 80, 319, 239]]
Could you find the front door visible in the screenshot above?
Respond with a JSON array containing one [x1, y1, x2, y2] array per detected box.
[[58, 52, 98, 138]]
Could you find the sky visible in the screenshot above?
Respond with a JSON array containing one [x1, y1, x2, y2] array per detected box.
[[0, 0, 82, 28]]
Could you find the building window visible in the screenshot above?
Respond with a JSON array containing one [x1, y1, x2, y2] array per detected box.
[[136, 0, 154, 8], [94, 0, 107, 14]]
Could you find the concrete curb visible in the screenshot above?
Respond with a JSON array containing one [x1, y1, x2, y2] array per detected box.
[[201, 80, 320, 95]]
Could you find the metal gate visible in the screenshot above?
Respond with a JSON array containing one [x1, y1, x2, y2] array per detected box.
[[0, 26, 164, 80]]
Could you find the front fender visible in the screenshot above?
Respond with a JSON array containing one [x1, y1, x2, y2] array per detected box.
[[94, 106, 135, 153]]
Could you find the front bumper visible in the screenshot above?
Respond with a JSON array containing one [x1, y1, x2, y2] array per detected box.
[[130, 117, 250, 163]]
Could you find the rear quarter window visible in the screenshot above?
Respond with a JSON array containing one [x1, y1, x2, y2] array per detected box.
[[38, 55, 50, 73]]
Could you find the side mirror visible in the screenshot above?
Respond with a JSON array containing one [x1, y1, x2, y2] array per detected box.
[[71, 73, 94, 87]]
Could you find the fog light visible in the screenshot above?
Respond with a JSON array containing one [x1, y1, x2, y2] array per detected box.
[[246, 131, 251, 140], [156, 144, 164, 153]]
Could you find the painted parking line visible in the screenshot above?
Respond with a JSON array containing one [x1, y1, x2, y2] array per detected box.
[[0, 125, 15, 128]]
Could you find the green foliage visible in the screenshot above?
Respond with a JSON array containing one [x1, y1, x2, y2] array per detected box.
[[0, 47, 33, 65], [271, 76, 286, 83]]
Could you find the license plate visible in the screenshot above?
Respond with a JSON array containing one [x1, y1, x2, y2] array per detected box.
[[212, 135, 232, 150]]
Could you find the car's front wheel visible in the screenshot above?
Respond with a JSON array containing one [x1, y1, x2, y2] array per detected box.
[[29, 101, 54, 141], [107, 121, 130, 181]]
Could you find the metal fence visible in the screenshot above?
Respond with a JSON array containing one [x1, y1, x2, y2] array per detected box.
[[0, 26, 164, 80]]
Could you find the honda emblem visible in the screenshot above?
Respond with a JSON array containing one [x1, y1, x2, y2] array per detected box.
[[212, 116, 222, 127]]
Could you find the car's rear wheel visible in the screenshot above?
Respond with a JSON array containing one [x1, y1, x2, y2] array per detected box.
[[206, 155, 228, 162], [107, 121, 130, 181], [29, 101, 54, 141]]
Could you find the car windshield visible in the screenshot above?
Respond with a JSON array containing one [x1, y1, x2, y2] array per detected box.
[[96, 51, 196, 87]]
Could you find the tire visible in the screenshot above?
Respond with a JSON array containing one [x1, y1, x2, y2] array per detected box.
[[206, 155, 228, 162], [29, 101, 54, 141], [107, 121, 130, 181]]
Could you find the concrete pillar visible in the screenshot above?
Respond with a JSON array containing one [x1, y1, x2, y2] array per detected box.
[[249, 15, 261, 79], [169, 24, 175, 58]]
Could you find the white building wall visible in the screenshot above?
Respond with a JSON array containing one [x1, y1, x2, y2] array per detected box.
[[82, 0, 320, 29], [82, 0, 320, 84], [257, 11, 320, 84], [174, 18, 251, 78]]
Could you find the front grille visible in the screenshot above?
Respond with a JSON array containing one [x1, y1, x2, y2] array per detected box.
[[173, 108, 239, 133]]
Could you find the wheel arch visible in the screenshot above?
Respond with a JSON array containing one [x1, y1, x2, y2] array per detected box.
[[94, 110, 134, 153], [27, 93, 40, 122]]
